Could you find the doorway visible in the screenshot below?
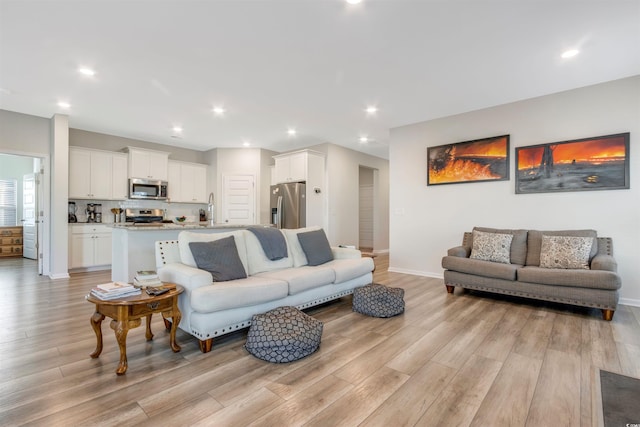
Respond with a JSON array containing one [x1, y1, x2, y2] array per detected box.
[[221, 174, 256, 225], [359, 166, 375, 254], [0, 153, 45, 274]]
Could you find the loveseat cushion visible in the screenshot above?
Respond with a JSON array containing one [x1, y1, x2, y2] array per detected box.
[[526, 230, 597, 266], [190, 276, 289, 313], [441, 255, 520, 281], [179, 230, 249, 273], [245, 231, 293, 276], [326, 257, 376, 284], [472, 227, 528, 265], [517, 266, 621, 290], [255, 266, 336, 295]]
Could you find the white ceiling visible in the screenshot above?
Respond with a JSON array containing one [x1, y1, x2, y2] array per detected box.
[[1, 1, 639, 159]]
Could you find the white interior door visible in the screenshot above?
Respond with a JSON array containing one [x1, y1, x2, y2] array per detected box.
[[22, 173, 38, 259], [221, 174, 255, 225]]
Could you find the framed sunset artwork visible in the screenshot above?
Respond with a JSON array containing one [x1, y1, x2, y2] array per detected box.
[[515, 133, 630, 194]]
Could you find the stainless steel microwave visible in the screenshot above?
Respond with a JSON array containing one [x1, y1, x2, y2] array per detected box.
[[129, 178, 168, 200]]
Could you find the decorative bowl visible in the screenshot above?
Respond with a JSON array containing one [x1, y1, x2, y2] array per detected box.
[[175, 216, 186, 222]]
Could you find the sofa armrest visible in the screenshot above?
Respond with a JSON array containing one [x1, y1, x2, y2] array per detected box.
[[331, 247, 362, 259], [590, 254, 618, 272], [447, 245, 470, 258], [158, 263, 213, 292]]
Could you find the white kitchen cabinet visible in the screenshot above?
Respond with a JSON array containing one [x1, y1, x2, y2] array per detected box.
[[127, 147, 169, 180], [68, 224, 112, 269], [274, 151, 307, 183], [69, 147, 127, 200], [167, 160, 208, 203]]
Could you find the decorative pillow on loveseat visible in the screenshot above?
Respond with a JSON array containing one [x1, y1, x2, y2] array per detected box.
[[297, 229, 334, 266], [470, 230, 513, 264], [539, 235, 593, 269], [189, 236, 248, 281]]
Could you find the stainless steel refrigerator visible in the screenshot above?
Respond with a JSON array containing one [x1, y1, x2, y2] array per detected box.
[[270, 182, 306, 229]]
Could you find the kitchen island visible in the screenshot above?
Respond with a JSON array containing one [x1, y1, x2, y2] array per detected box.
[[110, 223, 253, 283]]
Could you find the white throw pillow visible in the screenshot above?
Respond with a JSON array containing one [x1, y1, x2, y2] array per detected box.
[[539, 235, 593, 269], [178, 230, 249, 273], [470, 230, 513, 264]]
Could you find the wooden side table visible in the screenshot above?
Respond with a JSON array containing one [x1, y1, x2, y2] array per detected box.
[[86, 284, 184, 375]]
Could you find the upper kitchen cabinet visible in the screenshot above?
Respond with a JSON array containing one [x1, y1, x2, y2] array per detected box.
[[126, 147, 169, 180], [69, 147, 128, 200], [273, 150, 324, 184], [167, 160, 208, 203]]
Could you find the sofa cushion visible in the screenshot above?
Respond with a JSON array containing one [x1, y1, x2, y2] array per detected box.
[[189, 237, 247, 282], [179, 230, 249, 273], [473, 227, 528, 265], [190, 276, 289, 313], [326, 257, 376, 284], [282, 226, 322, 267], [245, 231, 293, 276], [441, 255, 519, 281], [298, 229, 334, 266], [517, 266, 621, 290], [526, 230, 597, 266], [470, 230, 513, 264], [539, 235, 592, 270], [255, 266, 336, 295]]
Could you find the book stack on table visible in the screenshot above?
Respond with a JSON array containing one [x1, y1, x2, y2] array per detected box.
[[134, 270, 162, 288], [90, 282, 141, 300]]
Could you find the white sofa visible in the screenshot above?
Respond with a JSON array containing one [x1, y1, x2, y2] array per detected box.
[[154, 226, 374, 352]]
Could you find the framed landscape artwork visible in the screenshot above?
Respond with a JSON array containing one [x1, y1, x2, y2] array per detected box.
[[515, 133, 630, 194], [427, 135, 510, 185]]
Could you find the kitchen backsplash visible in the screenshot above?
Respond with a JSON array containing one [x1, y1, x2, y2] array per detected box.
[[69, 199, 207, 223]]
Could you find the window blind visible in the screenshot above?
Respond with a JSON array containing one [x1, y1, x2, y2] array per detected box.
[[0, 179, 17, 226]]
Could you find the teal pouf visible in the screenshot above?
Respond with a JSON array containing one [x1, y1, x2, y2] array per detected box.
[[353, 283, 405, 317]]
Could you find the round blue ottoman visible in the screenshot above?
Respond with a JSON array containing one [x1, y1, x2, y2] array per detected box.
[[245, 306, 323, 363], [353, 283, 405, 317]]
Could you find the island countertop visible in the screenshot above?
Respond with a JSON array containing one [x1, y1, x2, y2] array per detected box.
[[110, 224, 270, 282]]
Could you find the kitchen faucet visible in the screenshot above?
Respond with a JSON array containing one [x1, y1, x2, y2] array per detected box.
[[208, 192, 215, 225]]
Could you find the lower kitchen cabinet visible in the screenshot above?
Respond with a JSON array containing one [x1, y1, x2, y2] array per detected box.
[[69, 224, 112, 269]]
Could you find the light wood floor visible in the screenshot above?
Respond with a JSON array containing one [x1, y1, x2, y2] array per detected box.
[[1, 255, 639, 426]]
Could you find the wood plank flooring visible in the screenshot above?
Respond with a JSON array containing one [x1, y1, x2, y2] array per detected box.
[[1, 255, 639, 426]]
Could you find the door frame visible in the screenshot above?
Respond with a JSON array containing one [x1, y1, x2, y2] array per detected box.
[[0, 149, 49, 275]]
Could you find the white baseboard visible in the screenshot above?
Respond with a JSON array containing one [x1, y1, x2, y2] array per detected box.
[[49, 272, 70, 279], [387, 267, 443, 279], [620, 297, 640, 307]]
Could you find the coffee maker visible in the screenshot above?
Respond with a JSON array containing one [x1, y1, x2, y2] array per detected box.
[[68, 202, 77, 223], [86, 203, 102, 223]]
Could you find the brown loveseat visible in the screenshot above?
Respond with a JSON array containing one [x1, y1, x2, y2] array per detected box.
[[441, 227, 621, 320]]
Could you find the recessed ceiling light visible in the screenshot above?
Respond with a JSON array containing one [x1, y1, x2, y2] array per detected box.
[[359, 136, 369, 143], [287, 128, 297, 136], [78, 67, 96, 76], [243, 141, 251, 147], [346, 0, 362, 4], [365, 106, 377, 114], [213, 106, 226, 115], [561, 49, 579, 59], [172, 126, 183, 133], [57, 101, 71, 109]]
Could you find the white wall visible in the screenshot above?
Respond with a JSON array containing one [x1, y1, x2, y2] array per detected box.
[[389, 75, 640, 305], [0, 110, 50, 155], [309, 143, 389, 251]]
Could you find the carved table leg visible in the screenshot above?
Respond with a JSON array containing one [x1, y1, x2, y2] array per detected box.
[[112, 319, 129, 375], [89, 311, 105, 358], [162, 316, 172, 331], [145, 314, 154, 341], [169, 309, 182, 353]]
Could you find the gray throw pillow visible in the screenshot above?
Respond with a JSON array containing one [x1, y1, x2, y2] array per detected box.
[[189, 236, 247, 282], [297, 229, 334, 266]]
